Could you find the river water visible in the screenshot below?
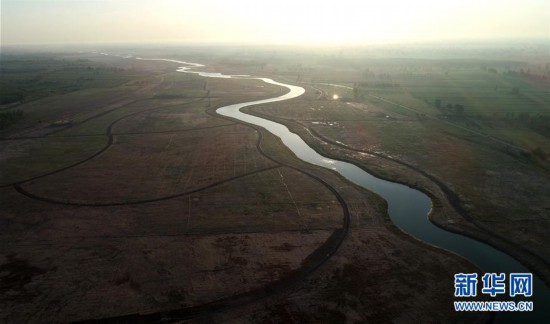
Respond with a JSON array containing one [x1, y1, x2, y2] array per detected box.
[[132, 56, 548, 322]]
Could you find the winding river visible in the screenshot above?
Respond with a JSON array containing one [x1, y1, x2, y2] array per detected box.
[[130, 55, 548, 322]]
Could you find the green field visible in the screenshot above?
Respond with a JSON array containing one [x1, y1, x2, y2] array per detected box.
[[303, 57, 550, 153], [0, 53, 143, 105], [356, 69, 550, 117]]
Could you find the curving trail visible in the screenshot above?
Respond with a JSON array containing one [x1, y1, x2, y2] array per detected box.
[[0, 99, 203, 188]]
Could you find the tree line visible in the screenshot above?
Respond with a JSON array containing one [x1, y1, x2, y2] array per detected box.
[[434, 99, 465, 115]]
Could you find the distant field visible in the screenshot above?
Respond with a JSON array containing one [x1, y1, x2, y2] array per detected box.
[[304, 63, 549, 117], [0, 53, 158, 136], [304, 58, 550, 153], [357, 70, 550, 117], [0, 53, 144, 105]]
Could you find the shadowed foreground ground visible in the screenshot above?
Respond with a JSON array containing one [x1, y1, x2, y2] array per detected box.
[[1, 55, 487, 323]]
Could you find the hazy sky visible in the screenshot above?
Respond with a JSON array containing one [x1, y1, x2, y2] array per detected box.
[[1, 0, 549, 45]]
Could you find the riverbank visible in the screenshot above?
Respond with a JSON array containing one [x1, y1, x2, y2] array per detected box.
[[210, 122, 489, 323], [241, 87, 550, 287]]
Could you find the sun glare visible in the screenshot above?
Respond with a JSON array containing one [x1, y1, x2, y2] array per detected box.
[[1, 0, 548, 45]]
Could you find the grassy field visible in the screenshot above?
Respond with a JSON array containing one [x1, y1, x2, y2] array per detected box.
[[0, 50, 488, 323], [0, 53, 144, 105], [199, 45, 550, 155], [247, 79, 550, 286], [0, 136, 107, 185], [310, 62, 550, 155], [353, 68, 550, 117]]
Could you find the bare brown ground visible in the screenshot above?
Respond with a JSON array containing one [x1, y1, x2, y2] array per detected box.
[[20, 124, 278, 203], [218, 126, 489, 324], [212, 226, 487, 324], [1, 184, 334, 321], [112, 103, 232, 134], [0, 57, 489, 323]]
